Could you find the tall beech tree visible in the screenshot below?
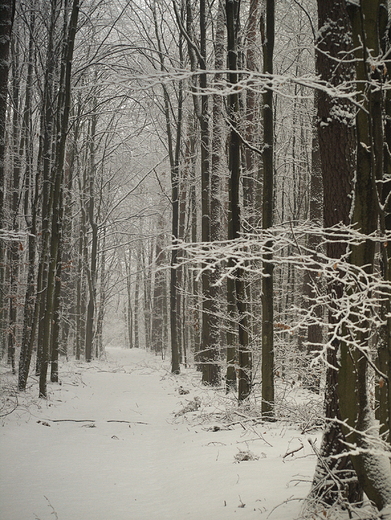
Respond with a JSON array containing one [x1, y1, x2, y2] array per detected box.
[[0, 0, 15, 355], [18, 3, 39, 391], [376, 0, 391, 450], [260, 0, 275, 417], [7, 25, 22, 374], [309, 0, 362, 506], [226, 0, 252, 401], [152, 0, 182, 373], [208, 2, 225, 386], [198, 0, 220, 386], [337, 0, 391, 511], [38, 0, 80, 398]]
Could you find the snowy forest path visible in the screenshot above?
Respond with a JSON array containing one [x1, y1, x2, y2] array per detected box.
[[0, 347, 316, 520]]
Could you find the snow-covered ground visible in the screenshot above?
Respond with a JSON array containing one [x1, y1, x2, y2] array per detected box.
[[1, 347, 320, 520]]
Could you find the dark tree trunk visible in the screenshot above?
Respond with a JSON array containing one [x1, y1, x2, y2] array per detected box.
[[0, 0, 15, 355], [261, 0, 275, 418], [85, 103, 98, 363], [338, 1, 391, 511], [7, 32, 21, 374], [152, 219, 166, 354], [39, 0, 80, 397], [35, 0, 59, 382], [243, 0, 261, 228], [198, 0, 217, 385], [377, 0, 391, 449], [134, 249, 141, 350], [226, 0, 252, 401], [152, 0, 182, 373], [19, 5, 40, 390], [300, 91, 323, 392], [309, 0, 362, 507]]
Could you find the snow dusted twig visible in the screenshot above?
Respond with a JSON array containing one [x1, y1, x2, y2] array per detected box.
[[283, 443, 304, 460], [106, 420, 149, 424], [45, 419, 149, 424]]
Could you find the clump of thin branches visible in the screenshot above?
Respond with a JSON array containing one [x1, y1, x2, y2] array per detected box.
[[234, 448, 260, 462], [275, 391, 324, 434], [0, 377, 19, 418], [302, 491, 380, 520]]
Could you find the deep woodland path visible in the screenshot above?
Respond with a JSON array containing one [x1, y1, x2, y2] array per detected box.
[[0, 348, 316, 520]]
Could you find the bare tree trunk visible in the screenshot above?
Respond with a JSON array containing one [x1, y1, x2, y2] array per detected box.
[[204, 0, 225, 386], [300, 93, 323, 391], [39, 0, 80, 397], [338, 1, 391, 511], [85, 99, 98, 362], [75, 208, 86, 360], [143, 247, 152, 351], [153, 0, 182, 373], [226, 0, 251, 401], [377, 0, 391, 449], [35, 0, 59, 380], [18, 5, 42, 389], [260, 0, 275, 416], [95, 226, 106, 358], [134, 248, 141, 350], [0, 0, 15, 355], [243, 0, 261, 228], [152, 219, 166, 354], [124, 249, 133, 349], [309, 0, 362, 507], [7, 32, 21, 374]]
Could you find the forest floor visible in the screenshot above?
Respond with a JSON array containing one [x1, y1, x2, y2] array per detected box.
[[1, 347, 330, 520]]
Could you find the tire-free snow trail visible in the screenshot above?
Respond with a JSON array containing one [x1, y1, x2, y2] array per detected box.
[[0, 348, 316, 520]]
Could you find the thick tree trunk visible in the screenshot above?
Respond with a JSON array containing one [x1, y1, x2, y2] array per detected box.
[[309, 0, 362, 507], [338, 1, 391, 512], [35, 0, 59, 382], [38, 0, 80, 397], [377, 0, 391, 449], [18, 6, 40, 390], [243, 0, 261, 228]]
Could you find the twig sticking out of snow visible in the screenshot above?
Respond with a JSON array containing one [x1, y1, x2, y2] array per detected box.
[[283, 442, 304, 460]]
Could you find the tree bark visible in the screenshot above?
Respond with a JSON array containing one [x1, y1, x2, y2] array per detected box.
[[338, 1, 391, 511], [7, 31, 21, 374], [39, 0, 80, 397], [152, 0, 182, 373], [377, 0, 391, 449], [226, 0, 252, 401], [0, 0, 15, 355], [85, 96, 98, 362], [260, 0, 275, 417], [309, 0, 362, 507], [203, 0, 225, 386]]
